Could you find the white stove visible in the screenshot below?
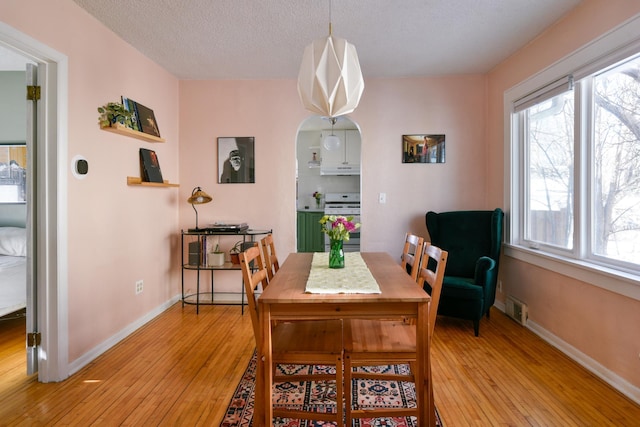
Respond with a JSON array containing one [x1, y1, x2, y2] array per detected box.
[[323, 193, 361, 252]]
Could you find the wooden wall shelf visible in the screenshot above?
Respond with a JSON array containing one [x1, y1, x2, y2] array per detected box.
[[127, 176, 179, 187], [101, 123, 165, 143]]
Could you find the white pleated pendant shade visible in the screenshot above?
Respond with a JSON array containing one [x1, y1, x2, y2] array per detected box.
[[297, 35, 364, 117]]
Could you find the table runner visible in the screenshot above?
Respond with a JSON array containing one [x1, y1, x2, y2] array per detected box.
[[304, 252, 381, 294]]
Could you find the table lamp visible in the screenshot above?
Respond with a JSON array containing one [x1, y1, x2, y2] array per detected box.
[[187, 186, 212, 230]]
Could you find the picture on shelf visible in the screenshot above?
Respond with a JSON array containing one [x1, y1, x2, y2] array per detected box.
[[121, 96, 141, 132], [121, 97, 160, 137], [139, 148, 164, 183], [402, 134, 446, 163], [218, 137, 255, 184], [135, 102, 161, 137]]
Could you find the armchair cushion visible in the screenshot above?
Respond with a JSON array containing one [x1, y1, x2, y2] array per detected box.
[[441, 276, 483, 300]]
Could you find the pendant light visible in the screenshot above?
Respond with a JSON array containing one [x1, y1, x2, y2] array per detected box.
[[297, 0, 364, 118], [323, 117, 341, 151]]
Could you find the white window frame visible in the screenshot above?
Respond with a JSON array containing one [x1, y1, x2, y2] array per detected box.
[[504, 14, 640, 302]]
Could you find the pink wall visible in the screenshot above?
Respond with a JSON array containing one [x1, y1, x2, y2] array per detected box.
[[178, 75, 488, 296], [487, 0, 640, 390], [353, 76, 489, 254], [0, 0, 181, 362]]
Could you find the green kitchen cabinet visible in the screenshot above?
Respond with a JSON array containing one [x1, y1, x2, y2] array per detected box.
[[297, 211, 325, 252]]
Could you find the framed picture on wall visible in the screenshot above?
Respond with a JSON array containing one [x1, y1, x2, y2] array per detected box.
[[402, 134, 446, 163], [0, 143, 27, 203], [218, 137, 255, 183]]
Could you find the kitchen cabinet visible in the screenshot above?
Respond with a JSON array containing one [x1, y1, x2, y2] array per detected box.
[[320, 129, 361, 175], [297, 211, 325, 252]]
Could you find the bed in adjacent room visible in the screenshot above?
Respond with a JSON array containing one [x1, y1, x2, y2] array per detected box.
[[0, 227, 26, 317]]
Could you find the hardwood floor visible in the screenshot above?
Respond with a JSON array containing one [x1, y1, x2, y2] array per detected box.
[[1, 303, 639, 426]]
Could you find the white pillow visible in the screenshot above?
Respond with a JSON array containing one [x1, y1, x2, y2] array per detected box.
[[0, 227, 27, 257]]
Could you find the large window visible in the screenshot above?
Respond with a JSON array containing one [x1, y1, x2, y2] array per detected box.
[[513, 53, 640, 275], [523, 89, 575, 250], [591, 59, 640, 266]]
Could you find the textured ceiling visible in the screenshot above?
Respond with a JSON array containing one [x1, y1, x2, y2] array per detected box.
[[71, 0, 582, 80]]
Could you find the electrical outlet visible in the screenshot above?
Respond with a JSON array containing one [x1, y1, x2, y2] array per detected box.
[[135, 280, 143, 295], [498, 280, 503, 293]]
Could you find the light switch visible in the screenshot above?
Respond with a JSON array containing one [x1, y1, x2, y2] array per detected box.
[[379, 193, 386, 204]]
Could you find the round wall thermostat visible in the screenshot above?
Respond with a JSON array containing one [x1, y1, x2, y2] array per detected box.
[[72, 155, 88, 179]]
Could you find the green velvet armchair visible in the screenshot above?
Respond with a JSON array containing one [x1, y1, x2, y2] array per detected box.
[[425, 209, 504, 336]]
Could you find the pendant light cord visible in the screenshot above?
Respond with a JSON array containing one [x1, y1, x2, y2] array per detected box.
[[329, 0, 332, 36]]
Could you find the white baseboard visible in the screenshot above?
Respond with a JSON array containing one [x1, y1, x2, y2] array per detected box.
[[493, 303, 640, 405], [68, 295, 181, 375]]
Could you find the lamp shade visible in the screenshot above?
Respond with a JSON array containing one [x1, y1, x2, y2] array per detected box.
[[187, 187, 212, 205], [187, 187, 212, 230], [323, 134, 341, 151], [297, 35, 364, 118]]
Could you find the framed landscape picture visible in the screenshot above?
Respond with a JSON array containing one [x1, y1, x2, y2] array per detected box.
[[402, 134, 446, 163], [218, 137, 255, 183], [0, 143, 27, 203]]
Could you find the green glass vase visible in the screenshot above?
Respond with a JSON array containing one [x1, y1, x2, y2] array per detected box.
[[329, 238, 345, 269]]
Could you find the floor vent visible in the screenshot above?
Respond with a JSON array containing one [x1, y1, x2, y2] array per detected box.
[[505, 295, 528, 326]]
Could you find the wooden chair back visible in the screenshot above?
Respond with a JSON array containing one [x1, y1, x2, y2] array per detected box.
[[239, 243, 269, 341], [417, 242, 448, 336], [260, 234, 280, 281], [401, 233, 424, 281], [241, 243, 345, 425]]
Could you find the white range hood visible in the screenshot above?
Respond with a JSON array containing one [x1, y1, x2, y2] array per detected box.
[[320, 164, 360, 175]]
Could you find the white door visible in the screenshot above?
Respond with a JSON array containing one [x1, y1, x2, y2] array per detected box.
[[1, 21, 68, 382], [25, 62, 38, 375]]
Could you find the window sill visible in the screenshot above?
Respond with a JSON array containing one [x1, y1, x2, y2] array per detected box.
[[503, 244, 640, 302]]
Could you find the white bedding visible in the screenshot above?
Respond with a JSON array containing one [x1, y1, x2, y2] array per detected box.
[[0, 255, 26, 317]]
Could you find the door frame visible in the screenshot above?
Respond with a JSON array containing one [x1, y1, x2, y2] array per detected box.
[[0, 21, 69, 382]]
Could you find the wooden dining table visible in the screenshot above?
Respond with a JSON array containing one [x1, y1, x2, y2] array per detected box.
[[254, 252, 434, 426]]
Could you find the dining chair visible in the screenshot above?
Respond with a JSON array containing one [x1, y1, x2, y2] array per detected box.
[[260, 233, 280, 281], [343, 242, 448, 425], [239, 244, 344, 425], [401, 232, 424, 281]]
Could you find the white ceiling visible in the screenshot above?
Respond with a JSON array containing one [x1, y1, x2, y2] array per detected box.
[[71, 0, 582, 80]]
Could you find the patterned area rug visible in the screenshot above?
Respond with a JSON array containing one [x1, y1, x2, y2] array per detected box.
[[221, 351, 443, 426]]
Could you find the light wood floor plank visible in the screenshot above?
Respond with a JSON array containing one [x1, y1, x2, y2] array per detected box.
[[1, 303, 639, 425]]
